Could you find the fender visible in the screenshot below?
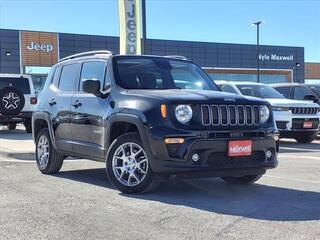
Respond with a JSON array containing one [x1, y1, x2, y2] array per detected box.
[[105, 112, 153, 158], [32, 111, 57, 149]]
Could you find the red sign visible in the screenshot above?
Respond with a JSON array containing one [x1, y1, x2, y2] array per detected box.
[[303, 121, 313, 129], [228, 140, 252, 157]]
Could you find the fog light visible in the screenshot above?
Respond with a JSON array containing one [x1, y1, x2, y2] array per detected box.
[[266, 150, 272, 159], [192, 153, 200, 162]]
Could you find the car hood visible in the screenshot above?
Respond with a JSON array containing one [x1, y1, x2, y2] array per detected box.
[[265, 98, 319, 107], [126, 89, 269, 105]]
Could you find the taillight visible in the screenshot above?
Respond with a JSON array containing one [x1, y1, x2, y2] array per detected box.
[[30, 97, 37, 104]]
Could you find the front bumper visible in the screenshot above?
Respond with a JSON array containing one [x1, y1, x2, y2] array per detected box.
[[146, 128, 278, 177], [273, 111, 320, 135], [0, 112, 32, 124]]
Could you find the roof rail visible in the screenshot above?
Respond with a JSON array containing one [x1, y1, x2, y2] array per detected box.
[[59, 50, 113, 62], [164, 55, 188, 60]]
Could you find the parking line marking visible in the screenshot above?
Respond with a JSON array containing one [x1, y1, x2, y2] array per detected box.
[[279, 146, 320, 152], [264, 174, 320, 184]]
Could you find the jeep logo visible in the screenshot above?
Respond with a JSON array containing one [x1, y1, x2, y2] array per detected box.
[[26, 41, 53, 53]]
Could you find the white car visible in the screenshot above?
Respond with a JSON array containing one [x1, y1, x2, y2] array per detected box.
[[217, 81, 320, 143], [0, 74, 37, 133]]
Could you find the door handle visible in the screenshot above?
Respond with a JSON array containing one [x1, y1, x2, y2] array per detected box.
[[72, 100, 82, 108], [49, 99, 56, 106]]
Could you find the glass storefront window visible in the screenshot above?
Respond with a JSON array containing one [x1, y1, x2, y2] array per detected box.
[[209, 73, 289, 84]]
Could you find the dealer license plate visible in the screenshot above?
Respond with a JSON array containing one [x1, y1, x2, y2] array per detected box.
[[228, 140, 252, 157]]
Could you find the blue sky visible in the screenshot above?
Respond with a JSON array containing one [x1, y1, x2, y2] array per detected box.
[[0, 0, 319, 62]]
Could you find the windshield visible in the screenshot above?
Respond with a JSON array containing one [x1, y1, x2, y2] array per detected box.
[[0, 77, 30, 94], [308, 85, 320, 97], [113, 56, 219, 91], [237, 84, 285, 99]]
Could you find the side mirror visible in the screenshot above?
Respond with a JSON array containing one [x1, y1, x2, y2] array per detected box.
[[82, 79, 102, 97], [304, 94, 318, 103]]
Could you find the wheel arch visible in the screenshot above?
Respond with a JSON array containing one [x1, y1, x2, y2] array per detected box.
[[106, 113, 150, 151], [32, 112, 57, 148]]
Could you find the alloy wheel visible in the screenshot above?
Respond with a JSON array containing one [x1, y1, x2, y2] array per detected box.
[[112, 142, 148, 187]]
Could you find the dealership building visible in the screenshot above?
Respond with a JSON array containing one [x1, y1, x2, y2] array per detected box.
[[0, 28, 307, 91]]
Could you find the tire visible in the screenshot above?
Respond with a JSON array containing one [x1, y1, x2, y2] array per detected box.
[[221, 174, 263, 184], [0, 87, 25, 116], [294, 135, 316, 143], [24, 119, 32, 133], [106, 132, 157, 194], [7, 123, 17, 130], [35, 128, 64, 174]]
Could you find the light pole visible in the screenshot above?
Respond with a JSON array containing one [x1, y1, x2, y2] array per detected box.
[[141, 0, 147, 54], [251, 21, 266, 83]]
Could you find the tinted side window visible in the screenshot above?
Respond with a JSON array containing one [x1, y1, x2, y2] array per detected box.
[[79, 61, 106, 92], [58, 63, 80, 92], [293, 86, 314, 100], [52, 66, 62, 86], [0, 78, 30, 94], [275, 87, 290, 98]]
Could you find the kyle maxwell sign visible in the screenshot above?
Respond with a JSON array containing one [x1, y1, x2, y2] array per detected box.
[[259, 54, 294, 62], [20, 31, 58, 67]]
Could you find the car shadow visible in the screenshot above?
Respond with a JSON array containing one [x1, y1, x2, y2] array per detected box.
[[54, 168, 320, 222]]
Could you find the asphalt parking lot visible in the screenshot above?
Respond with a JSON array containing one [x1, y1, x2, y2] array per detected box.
[[1, 125, 320, 240]]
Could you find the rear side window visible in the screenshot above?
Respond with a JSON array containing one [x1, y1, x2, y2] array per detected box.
[[58, 63, 81, 92], [0, 77, 30, 94], [79, 61, 106, 92], [274, 87, 290, 98]]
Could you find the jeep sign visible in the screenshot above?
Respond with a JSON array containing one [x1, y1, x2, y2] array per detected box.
[[118, 0, 141, 55], [27, 41, 53, 53], [20, 31, 58, 67]]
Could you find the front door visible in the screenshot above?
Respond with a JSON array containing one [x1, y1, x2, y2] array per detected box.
[[70, 60, 109, 160]]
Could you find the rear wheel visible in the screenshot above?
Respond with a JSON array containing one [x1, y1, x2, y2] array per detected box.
[[106, 133, 157, 194], [35, 128, 64, 174], [294, 134, 316, 143], [24, 119, 32, 133], [7, 123, 16, 130], [221, 174, 263, 184]]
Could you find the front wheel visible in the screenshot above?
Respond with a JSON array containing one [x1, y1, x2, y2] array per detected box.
[[35, 128, 64, 174], [221, 174, 263, 184], [106, 133, 157, 194]]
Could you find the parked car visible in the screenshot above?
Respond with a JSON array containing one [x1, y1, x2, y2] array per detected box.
[[272, 83, 320, 104], [217, 81, 320, 143], [33, 51, 278, 194], [0, 74, 37, 132]]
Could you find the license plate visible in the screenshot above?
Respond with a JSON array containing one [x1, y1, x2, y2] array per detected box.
[[303, 121, 313, 129], [228, 140, 252, 157]]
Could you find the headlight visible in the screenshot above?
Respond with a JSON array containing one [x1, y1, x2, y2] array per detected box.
[[272, 106, 291, 112], [260, 105, 270, 123], [175, 104, 193, 124]]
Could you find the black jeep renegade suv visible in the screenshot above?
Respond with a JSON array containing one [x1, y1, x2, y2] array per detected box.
[[32, 51, 278, 193]]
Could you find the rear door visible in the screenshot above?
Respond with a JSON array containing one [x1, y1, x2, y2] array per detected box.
[[71, 60, 109, 160], [51, 63, 81, 153]]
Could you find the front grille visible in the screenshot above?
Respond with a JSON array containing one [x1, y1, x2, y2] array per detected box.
[[206, 150, 273, 168], [201, 105, 261, 126], [290, 107, 319, 115], [292, 118, 319, 129]]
